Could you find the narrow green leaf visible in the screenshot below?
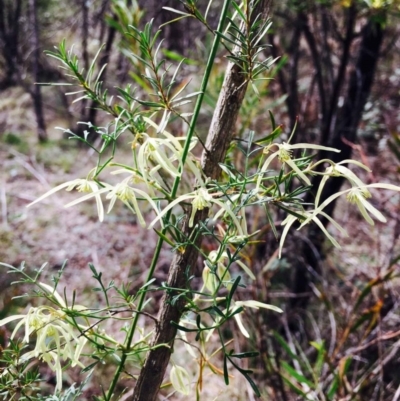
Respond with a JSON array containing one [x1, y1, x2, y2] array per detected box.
[[231, 1, 246, 20], [242, 371, 261, 397], [269, 110, 276, 130], [211, 306, 226, 318], [226, 275, 241, 310], [281, 375, 310, 398], [230, 351, 259, 359], [255, 124, 283, 146], [170, 322, 197, 332], [281, 361, 314, 388], [272, 331, 299, 361], [223, 354, 229, 385], [327, 375, 339, 400]]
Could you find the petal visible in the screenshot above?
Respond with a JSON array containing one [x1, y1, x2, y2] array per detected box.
[[285, 159, 311, 185], [95, 195, 104, 222], [315, 174, 330, 208], [148, 193, 194, 229], [39, 283, 66, 307], [316, 187, 353, 215], [64, 187, 110, 208], [152, 147, 180, 177], [335, 165, 366, 187], [130, 194, 146, 227], [317, 211, 349, 236], [19, 350, 36, 363], [286, 143, 340, 153], [365, 183, 400, 191], [137, 142, 148, 177], [130, 187, 159, 216], [236, 260, 256, 280], [188, 205, 197, 228], [236, 300, 283, 313], [256, 152, 278, 188], [27, 180, 80, 207], [212, 199, 245, 236], [312, 216, 342, 249], [279, 215, 297, 258], [107, 194, 118, 214], [0, 315, 25, 326], [179, 331, 197, 358], [185, 157, 205, 186], [205, 325, 216, 342], [88, 181, 104, 222], [337, 159, 371, 171], [233, 313, 250, 338], [362, 200, 386, 223], [143, 116, 185, 152], [54, 359, 63, 392], [358, 196, 386, 223], [72, 337, 87, 367]]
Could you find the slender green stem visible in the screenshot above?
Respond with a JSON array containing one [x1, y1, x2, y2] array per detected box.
[[104, 2, 231, 399], [175, 0, 231, 178]]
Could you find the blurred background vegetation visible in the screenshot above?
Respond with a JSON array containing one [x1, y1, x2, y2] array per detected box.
[[1, 0, 400, 399]]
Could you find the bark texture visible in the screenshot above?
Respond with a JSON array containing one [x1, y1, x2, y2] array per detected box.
[[0, 0, 22, 89], [29, 0, 47, 142], [131, 1, 271, 400]]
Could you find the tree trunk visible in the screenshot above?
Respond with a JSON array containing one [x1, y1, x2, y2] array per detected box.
[[0, 0, 22, 89], [131, 2, 271, 400], [289, 17, 385, 311], [29, 0, 47, 142]]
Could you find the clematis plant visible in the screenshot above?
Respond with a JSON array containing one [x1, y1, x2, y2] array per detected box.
[[148, 185, 246, 232], [5, 1, 400, 399], [256, 137, 340, 188], [0, 283, 88, 392]]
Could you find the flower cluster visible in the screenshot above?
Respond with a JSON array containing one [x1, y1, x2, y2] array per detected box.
[[256, 140, 339, 188], [23, 115, 400, 398], [0, 284, 87, 392], [27, 118, 400, 261], [27, 118, 203, 226]]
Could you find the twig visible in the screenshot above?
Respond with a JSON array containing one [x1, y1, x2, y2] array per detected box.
[[346, 329, 400, 354]]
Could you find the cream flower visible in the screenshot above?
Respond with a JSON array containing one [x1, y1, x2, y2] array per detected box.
[[149, 187, 245, 234], [230, 300, 283, 338], [64, 176, 159, 227], [0, 283, 87, 392], [202, 248, 256, 294], [279, 209, 348, 258], [315, 159, 371, 208], [301, 183, 400, 231], [191, 187, 213, 226], [346, 187, 386, 225], [143, 117, 204, 184], [257, 142, 340, 187], [203, 299, 283, 341], [202, 252, 232, 293], [137, 133, 182, 182], [27, 178, 104, 222]]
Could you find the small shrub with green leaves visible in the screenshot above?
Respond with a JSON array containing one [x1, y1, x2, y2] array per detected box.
[[1, 1, 400, 400]]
